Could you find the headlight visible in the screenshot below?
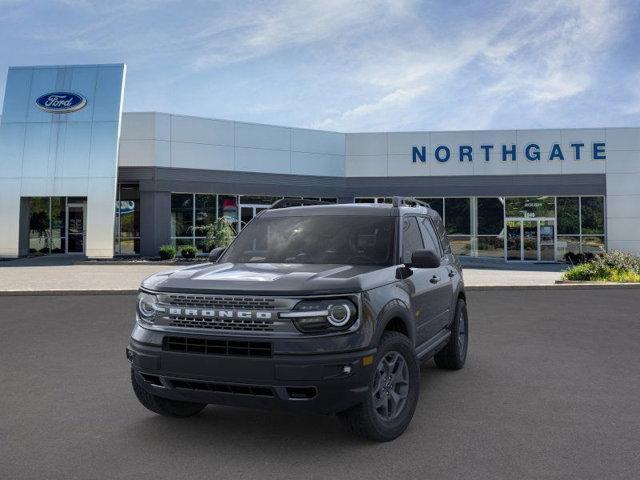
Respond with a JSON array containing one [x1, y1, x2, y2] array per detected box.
[[281, 298, 358, 333], [137, 291, 158, 324]]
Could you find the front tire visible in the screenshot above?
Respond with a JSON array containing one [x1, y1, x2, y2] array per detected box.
[[338, 332, 419, 442], [434, 298, 468, 370], [131, 369, 207, 417]]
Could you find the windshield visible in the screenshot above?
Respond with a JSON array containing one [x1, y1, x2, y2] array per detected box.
[[220, 215, 397, 266]]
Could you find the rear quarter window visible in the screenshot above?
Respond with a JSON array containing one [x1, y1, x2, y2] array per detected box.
[[431, 215, 451, 254]]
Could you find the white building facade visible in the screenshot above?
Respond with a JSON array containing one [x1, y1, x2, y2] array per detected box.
[[1, 64, 639, 261]]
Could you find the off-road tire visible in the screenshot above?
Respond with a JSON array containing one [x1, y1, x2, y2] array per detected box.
[[434, 298, 468, 370], [131, 369, 207, 417], [338, 331, 419, 442]]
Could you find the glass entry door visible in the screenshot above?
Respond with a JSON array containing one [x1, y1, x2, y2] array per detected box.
[[505, 218, 555, 261], [66, 203, 86, 254]]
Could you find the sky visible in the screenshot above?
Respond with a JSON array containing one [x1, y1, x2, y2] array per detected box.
[[0, 0, 639, 132]]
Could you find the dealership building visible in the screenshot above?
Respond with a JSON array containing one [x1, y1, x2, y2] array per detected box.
[[1, 63, 639, 261]]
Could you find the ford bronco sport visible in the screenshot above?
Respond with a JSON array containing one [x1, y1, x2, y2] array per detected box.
[[127, 197, 468, 441]]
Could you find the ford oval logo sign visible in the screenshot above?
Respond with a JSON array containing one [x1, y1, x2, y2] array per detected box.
[[35, 92, 87, 114]]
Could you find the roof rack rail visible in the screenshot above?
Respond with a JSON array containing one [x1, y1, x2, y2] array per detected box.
[[391, 196, 431, 209], [270, 198, 331, 209]]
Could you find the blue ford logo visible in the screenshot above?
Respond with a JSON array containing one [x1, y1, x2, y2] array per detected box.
[[35, 92, 87, 114]]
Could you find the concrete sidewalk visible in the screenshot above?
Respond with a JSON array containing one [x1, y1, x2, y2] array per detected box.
[[0, 256, 566, 293]]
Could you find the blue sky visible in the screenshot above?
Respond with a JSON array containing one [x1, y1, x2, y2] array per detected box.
[[1, 0, 639, 132]]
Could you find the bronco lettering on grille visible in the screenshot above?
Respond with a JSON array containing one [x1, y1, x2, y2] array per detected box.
[[166, 308, 273, 320]]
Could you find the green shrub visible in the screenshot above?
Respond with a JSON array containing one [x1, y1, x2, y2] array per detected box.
[[159, 245, 177, 260], [563, 263, 595, 281], [192, 218, 235, 251], [563, 250, 640, 282], [180, 245, 198, 259]]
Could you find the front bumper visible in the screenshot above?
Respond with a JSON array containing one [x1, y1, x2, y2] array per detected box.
[[127, 334, 376, 415]]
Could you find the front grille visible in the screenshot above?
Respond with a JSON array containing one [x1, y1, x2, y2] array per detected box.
[[164, 294, 277, 310], [163, 336, 272, 357], [167, 316, 274, 332], [169, 379, 274, 397]]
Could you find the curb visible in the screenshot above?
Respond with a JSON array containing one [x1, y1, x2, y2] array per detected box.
[[0, 289, 138, 296], [2, 283, 640, 296], [468, 283, 640, 291]]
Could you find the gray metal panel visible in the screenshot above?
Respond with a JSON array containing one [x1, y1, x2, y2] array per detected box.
[[119, 167, 606, 197], [139, 190, 171, 256], [346, 174, 606, 197]]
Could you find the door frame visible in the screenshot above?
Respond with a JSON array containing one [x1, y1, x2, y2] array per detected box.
[[65, 202, 86, 255], [504, 217, 556, 262]]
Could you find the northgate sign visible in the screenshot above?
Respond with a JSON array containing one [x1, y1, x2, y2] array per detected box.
[[412, 142, 606, 163]]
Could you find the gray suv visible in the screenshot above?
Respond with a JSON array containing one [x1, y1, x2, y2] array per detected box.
[[127, 197, 468, 441]]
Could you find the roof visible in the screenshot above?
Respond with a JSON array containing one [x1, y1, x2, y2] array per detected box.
[[262, 202, 434, 217]]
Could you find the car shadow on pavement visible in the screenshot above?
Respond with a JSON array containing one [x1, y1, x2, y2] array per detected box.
[[122, 360, 455, 452]]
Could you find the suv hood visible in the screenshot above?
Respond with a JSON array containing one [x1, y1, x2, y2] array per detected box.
[[142, 262, 396, 296]]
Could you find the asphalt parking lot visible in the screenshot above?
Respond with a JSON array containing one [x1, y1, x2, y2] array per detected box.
[[1, 289, 639, 480]]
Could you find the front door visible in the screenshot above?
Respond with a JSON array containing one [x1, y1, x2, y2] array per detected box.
[[505, 219, 556, 261], [66, 203, 85, 254]]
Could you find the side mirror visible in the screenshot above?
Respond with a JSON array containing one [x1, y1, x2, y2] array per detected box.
[[410, 249, 440, 269], [208, 247, 225, 263]]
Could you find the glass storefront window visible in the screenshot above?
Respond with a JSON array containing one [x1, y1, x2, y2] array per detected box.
[[477, 198, 504, 235], [195, 194, 216, 228], [449, 235, 471, 256], [557, 197, 579, 234], [29, 198, 50, 254], [218, 195, 239, 233], [114, 184, 140, 255], [505, 196, 555, 218], [582, 236, 606, 254], [27, 196, 85, 255], [581, 197, 605, 234], [557, 236, 581, 258], [171, 193, 193, 237], [445, 198, 470, 235], [477, 235, 504, 258]]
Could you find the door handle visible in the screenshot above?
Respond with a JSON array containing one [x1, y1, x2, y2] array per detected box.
[[430, 275, 440, 284], [448, 269, 456, 278]]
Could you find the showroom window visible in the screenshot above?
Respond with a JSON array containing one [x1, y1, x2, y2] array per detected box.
[[114, 184, 140, 255], [171, 194, 338, 253], [505, 196, 555, 218], [445, 198, 471, 256], [27, 196, 86, 255], [580, 197, 606, 254], [171, 193, 219, 253], [477, 197, 505, 258], [556, 196, 606, 257]]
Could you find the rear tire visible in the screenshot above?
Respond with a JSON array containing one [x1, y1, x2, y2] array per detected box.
[[338, 331, 419, 442], [434, 298, 468, 370], [131, 369, 206, 417]]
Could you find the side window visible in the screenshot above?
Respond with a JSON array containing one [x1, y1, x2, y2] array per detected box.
[[401, 217, 424, 264], [419, 217, 443, 257]]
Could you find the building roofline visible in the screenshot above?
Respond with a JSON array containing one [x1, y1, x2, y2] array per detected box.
[[122, 111, 639, 135]]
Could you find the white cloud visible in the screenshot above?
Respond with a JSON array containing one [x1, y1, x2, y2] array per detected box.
[[2, 0, 630, 131], [314, 0, 625, 130]]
